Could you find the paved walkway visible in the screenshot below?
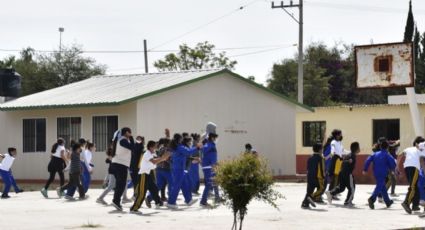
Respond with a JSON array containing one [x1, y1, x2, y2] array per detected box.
[[0, 183, 424, 229]]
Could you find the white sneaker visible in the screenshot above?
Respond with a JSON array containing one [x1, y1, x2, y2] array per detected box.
[[96, 198, 108, 205], [378, 197, 383, 203], [185, 198, 198, 206], [56, 188, 63, 198], [325, 191, 332, 204], [166, 203, 178, 210]]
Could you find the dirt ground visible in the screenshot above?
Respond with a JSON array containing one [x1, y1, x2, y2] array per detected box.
[[0, 182, 424, 230]]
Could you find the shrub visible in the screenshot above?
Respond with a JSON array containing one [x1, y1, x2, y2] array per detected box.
[[215, 154, 282, 230]]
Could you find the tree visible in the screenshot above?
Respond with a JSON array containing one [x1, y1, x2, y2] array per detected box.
[[215, 154, 282, 230], [403, 0, 414, 42], [0, 45, 106, 96], [154, 41, 237, 71]]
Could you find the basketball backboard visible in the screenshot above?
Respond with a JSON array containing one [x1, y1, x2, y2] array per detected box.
[[355, 42, 414, 89]]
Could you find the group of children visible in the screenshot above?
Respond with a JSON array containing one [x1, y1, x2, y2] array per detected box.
[[302, 128, 425, 216], [0, 123, 223, 215], [91, 124, 222, 213], [40, 138, 95, 200]]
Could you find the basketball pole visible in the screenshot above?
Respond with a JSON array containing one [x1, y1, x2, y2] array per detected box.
[[406, 86, 424, 137]]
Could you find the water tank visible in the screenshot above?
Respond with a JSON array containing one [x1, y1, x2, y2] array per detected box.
[[0, 68, 21, 97]]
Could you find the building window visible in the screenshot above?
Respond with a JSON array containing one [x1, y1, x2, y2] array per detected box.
[[92, 116, 118, 151], [57, 117, 81, 148], [302, 121, 326, 147], [373, 119, 400, 144], [23, 118, 46, 153]]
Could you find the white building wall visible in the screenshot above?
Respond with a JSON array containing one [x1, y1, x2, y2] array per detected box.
[[0, 102, 137, 181], [137, 73, 297, 176]]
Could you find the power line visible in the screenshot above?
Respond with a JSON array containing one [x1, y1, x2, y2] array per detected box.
[[229, 44, 297, 57], [148, 0, 262, 51], [0, 44, 295, 54], [305, 1, 425, 15]]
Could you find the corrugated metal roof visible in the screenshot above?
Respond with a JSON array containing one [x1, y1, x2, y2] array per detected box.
[[0, 69, 222, 110], [0, 69, 314, 112]]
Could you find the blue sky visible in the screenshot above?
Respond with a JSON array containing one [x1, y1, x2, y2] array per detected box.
[[1, 0, 424, 84]]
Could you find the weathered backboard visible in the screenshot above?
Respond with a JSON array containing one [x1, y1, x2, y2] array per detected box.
[[355, 42, 414, 89]]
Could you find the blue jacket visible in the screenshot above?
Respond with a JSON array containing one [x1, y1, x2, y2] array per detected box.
[[171, 144, 198, 170], [202, 141, 217, 168], [363, 149, 396, 178]]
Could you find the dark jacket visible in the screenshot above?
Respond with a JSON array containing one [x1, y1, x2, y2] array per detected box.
[[130, 143, 144, 170], [307, 153, 325, 182]]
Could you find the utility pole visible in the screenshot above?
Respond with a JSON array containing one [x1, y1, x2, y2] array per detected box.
[[58, 27, 65, 54], [272, 0, 303, 103], [143, 39, 149, 73]]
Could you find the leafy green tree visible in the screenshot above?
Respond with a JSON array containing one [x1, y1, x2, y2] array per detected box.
[[404, 0, 414, 42], [154, 41, 237, 71], [0, 45, 106, 96]]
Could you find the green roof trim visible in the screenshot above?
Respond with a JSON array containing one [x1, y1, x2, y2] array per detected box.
[[0, 69, 313, 112]]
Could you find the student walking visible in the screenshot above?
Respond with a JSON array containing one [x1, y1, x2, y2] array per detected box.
[[130, 141, 169, 213], [363, 140, 396, 209], [97, 145, 131, 205], [200, 133, 221, 207], [328, 129, 347, 200], [167, 134, 201, 210], [110, 127, 134, 211], [0, 148, 18, 199], [190, 133, 201, 194], [398, 137, 425, 214], [65, 138, 87, 199], [58, 143, 86, 199], [130, 136, 144, 197], [301, 142, 325, 209], [326, 142, 360, 206], [41, 138, 67, 198], [148, 138, 172, 203], [81, 142, 95, 193]]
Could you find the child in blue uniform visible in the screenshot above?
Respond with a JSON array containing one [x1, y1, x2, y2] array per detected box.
[[200, 133, 220, 207], [363, 140, 396, 209], [302, 142, 325, 209], [190, 133, 201, 194], [166, 133, 201, 209], [0, 148, 19, 199]]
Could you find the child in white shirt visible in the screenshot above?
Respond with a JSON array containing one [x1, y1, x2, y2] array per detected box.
[[130, 140, 170, 213]]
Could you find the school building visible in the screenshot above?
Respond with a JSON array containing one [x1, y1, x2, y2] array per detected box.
[[0, 69, 312, 182], [296, 95, 425, 183]]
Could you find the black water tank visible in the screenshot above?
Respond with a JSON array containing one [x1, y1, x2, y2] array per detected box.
[[0, 68, 21, 97]]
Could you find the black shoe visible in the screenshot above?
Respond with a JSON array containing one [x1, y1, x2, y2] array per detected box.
[[16, 189, 24, 194], [315, 198, 326, 204], [413, 206, 421, 211], [306, 196, 316, 208], [161, 196, 168, 202], [112, 202, 123, 211], [1, 195, 11, 199], [368, 198, 375, 210], [332, 196, 340, 201], [401, 202, 412, 214], [386, 200, 394, 208], [301, 203, 310, 209]]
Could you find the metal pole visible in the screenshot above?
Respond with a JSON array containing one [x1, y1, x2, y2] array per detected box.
[[58, 27, 64, 54], [144, 39, 149, 73], [271, 1, 303, 103], [297, 0, 303, 103], [406, 87, 424, 136]]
